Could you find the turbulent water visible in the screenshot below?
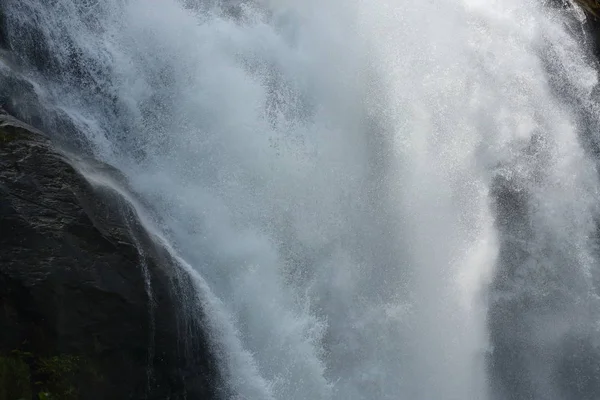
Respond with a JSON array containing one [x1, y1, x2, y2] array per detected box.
[[2, 0, 600, 398]]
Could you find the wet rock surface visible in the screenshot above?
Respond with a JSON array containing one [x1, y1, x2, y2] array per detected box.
[[0, 113, 220, 399]]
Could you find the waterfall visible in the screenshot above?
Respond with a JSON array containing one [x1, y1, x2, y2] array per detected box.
[[2, 0, 600, 398]]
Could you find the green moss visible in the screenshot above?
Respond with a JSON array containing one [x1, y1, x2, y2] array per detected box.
[[36, 354, 81, 399], [0, 350, 99, 400], [0, 128, 18, 144], [0, 354, 32, 400]]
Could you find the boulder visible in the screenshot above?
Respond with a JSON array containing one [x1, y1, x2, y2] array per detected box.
[[0, 112, 221, 400]]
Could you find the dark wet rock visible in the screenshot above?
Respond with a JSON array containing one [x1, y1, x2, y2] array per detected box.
[[0, 113, 221, 400], [570, 0, 600, 58], [573, 0, 600, 18], [487, 175, 600, 400]]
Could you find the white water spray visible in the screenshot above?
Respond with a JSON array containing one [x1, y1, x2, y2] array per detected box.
[[2, 0, 600, 399]]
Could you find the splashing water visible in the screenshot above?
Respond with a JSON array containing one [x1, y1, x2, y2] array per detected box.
[[2, 0, 600, 399]]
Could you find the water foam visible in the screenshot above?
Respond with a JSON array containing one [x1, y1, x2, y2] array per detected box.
[[3, 0, 600, 398]]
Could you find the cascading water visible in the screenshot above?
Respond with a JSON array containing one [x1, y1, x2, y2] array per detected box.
[[2, 0, 600, 399]]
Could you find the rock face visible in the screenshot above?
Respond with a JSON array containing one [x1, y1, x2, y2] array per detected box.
[[0, 113, 221, 400], [487, 175, 600, 400], [573, 0, 600, 58], [574, 0, 600, 18]]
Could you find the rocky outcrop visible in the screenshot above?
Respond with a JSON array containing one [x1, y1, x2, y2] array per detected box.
[[573, 0, 600, 18], [487, 174, 600, 400], [0, 112, 221, 400], [572, 0, 600, 57]]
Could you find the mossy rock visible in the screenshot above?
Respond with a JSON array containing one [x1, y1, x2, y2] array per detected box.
[[0, 127, 18, 143], [0, 354, 32, 400], [35, 354, 81, 399], [0, 114, 45, 145], [0, 350, 94, 400]]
